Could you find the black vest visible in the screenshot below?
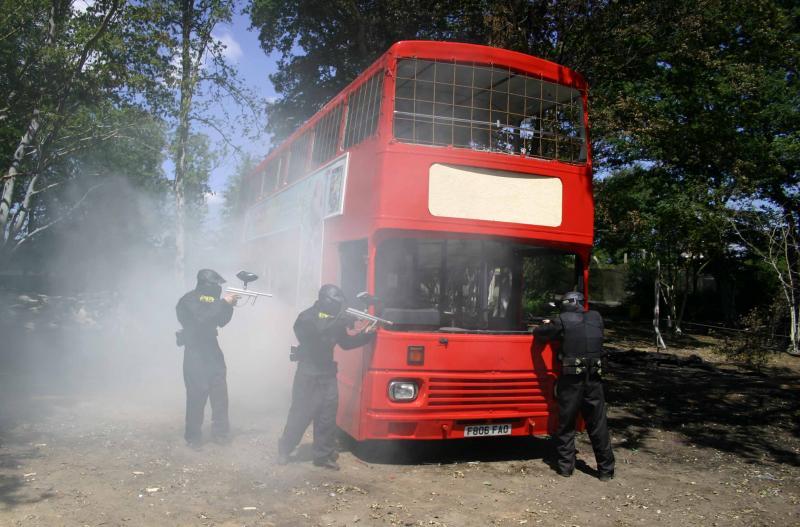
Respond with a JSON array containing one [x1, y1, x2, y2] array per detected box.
[[558, 310, 605, 359]]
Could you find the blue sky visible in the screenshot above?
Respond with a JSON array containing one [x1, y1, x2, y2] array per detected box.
[[204, 9, 280, 199]]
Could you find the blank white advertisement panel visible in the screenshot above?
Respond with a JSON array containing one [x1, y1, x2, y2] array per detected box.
[[428, 164, 563, 227]]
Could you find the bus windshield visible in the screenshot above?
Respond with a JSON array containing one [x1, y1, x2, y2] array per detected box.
[[375, 238, 580, 332]]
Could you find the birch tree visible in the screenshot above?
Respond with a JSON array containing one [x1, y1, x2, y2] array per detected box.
[[165, 0, 262, 282], [0, 0, 171, 263], [730, 209, 800, 356]]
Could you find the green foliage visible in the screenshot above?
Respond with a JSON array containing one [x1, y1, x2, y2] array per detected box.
[[521, 254, 576, 320], [246, 0, 457, 139], [221, 153, 255, 225], [595, 0, 799, 211], [596, 167, 724, 259], [173, 133, 216, 212], [0, 0, 263, 276], [0, 0, 172, 260], [714, 306, 783, 370], [211, 152, 255, 253], [11, 108, 170, 280], [246, 0, 618, 140], [593, 0, 799, 332], [0, 0, 172, 154]]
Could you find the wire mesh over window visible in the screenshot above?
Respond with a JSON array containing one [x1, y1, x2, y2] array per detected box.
[[344, 71, 384, 149], [245, 173, 261, 204], [260, 157, 280, 195], [277, 153, 289, 188], [312, 104, 344, 165], [393, 58, 587, 163], [287, 132, 311, 183]]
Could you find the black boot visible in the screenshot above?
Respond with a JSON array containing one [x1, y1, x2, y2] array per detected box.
[[313, 458, 340, 470]]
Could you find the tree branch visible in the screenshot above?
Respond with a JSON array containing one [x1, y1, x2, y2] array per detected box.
[[189, 113, 243, 155], [11, 181, 106, 252], [71, 0, 120, 79]]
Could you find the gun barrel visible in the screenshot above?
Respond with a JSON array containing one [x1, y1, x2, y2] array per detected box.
[[226, 287, 273, 298], [345, 307, 393, 326]]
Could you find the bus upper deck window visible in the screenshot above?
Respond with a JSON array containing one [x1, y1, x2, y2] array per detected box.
[[393, 58, 587, 163]]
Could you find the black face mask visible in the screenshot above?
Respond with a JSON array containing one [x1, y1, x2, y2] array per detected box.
[[560, 300, 581, 313], [318, 297, 342, 316], [197, 281, 222, 299], [317, 284, 346, 315]]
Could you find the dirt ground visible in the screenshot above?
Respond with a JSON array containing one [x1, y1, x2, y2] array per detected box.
[[1, 324, 799, 527]]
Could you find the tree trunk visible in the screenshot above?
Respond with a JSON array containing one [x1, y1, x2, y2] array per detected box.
[[9, 172, 40, 243], [782, 206, 799, 356], [788, 303, 799, 356], [653, 259, 667, 349], [675, 264, 691, 335], [785, 225, 799, 355], [1, 111, 40, 254], [174, 0, 195, 284], [676, 258, 709, 334]]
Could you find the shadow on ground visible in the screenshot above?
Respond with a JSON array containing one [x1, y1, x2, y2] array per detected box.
[[0, 323, 77, 510], [0, 407, 57, 510], [0, 462, 56, 509], [606, 349, 800, 466], [331, 345, 800, 471], [338, 435, 554, 466]]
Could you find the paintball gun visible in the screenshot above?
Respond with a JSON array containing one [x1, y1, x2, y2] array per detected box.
[[344, 291, 393, 331], [526, 301, 558, 329], [226, 270, 273, 306], [344, 308, 393, 331]]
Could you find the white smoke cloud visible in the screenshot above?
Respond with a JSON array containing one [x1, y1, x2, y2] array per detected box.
[[205, 191, 224, 205]]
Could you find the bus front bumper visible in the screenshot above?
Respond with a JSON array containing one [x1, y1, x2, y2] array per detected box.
[[360, 410, 558, 440]]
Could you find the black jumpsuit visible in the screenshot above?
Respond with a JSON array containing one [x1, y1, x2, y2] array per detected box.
[[534, 310, 615, 477], [176, 288, 234, 444], [278, 303, 373, 462]]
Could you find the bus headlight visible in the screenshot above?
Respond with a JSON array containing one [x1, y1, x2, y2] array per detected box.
[[388, 380, 419, 402]]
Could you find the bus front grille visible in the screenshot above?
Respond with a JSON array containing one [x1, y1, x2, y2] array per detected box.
[[426, 376, 549, 409]]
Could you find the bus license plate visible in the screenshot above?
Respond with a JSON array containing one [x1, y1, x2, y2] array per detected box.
[[464, 423, 512, 437]]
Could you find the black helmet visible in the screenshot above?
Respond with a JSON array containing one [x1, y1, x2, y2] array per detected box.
[[318, 284, 345, 315], [560, 291, 584, 312], [197, 269, 226, 286]]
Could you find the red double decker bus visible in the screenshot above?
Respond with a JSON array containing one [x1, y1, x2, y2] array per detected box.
[[241, 41, 592, 441]]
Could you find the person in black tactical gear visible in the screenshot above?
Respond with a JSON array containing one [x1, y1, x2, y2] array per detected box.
[[277, 284, 375, 470], [176, 269, 237, 449], [533, 291, 615, 481]]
